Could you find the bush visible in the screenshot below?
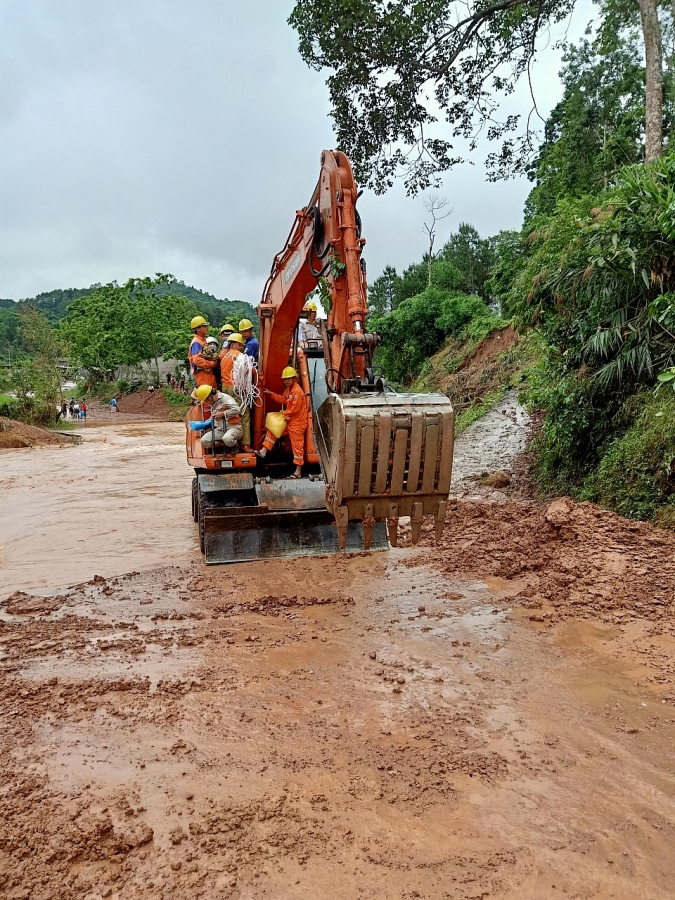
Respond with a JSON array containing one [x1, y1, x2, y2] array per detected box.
[[372, 286, 501, 385], [579, 391, 675, 522]]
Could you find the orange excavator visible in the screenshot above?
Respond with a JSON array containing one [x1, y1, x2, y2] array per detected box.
[[186, 150, 454, 563]]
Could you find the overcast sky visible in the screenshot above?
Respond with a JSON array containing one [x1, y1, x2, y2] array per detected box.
[[0, 0, 594, 304]]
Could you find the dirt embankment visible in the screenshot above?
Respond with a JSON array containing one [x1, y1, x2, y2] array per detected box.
[[0, 416, 71, 449]]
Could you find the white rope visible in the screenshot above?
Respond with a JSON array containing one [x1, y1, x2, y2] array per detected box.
[[233, 352, 260, 408]]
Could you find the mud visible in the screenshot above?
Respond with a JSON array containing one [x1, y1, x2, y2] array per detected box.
[[1, 424, 674, 899]]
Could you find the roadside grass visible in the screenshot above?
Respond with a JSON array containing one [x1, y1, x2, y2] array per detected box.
[[578, 390, 675, 527]]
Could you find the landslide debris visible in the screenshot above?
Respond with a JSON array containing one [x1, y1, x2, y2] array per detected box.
[[416, 497, 675, 625], [0, 416, 68, 448]]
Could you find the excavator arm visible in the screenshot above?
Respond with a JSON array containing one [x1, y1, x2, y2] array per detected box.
[[255, 150, 455, 550]]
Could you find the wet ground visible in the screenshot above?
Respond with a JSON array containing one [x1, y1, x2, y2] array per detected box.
[[450, 391, 531, 494], [1, 418, 674, 899]]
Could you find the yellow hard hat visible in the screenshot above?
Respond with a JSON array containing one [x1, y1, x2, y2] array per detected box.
[[228, 333, 244, 345], [282, 366, 298, 379], [191, 315, 208, 329], [306, 301, 317, 311], [219, 324, 234, 334], [192, 385, 213, 402], [239, 318, 254, 331]]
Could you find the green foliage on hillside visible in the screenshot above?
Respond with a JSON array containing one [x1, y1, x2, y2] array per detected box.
[[0, 279, 256, 361], [513, 153, 675, 520]]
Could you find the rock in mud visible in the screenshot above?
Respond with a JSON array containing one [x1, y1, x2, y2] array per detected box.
[[545, 497, 574, 527], [483, 469, 511, 488]]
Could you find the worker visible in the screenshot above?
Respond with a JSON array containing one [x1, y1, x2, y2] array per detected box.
[[219, 324, 235, 347], [219, 333, 252, 451], [239, 318, 259, 364], [256, 366, 307, 478], [188, 315, 218, 391], [300, 301, 321, 344], [191, 384, 243, 449]]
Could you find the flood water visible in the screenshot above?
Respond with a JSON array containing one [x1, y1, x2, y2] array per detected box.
[[0, 423, 195, 592]]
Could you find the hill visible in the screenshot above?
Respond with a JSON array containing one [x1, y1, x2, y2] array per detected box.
[[0, 280, 257, 358]]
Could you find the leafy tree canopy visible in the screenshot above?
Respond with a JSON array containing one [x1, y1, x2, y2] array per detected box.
[[59, 275, 210, 379], [290, 0, 575, 193]]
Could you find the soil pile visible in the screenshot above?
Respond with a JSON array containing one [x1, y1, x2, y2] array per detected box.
[[0, 416, 67, 448], [414, 497, 675, 625], [115, 391, 170, 418]]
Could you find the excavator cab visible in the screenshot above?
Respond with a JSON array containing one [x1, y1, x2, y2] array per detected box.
[[187, 149, 454, 564]]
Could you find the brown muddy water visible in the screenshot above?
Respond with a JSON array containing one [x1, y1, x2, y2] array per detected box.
[[0, 423, 195, 592]]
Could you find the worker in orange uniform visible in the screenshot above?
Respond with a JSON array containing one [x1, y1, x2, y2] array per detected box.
[[188, 316, 218, 391], [256, 366, 307, 478], [219, 333, 252, 451]]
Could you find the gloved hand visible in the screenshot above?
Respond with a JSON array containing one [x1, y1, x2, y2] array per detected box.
[[188, 417, 213, 432]]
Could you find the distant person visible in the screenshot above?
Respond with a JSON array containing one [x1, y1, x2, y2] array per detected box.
[[111, 398, 118, 413], [60, 400, 67, 419], [179, 373, 186, 392], [80, 400, 87, 420], [166, 373, 172, 385], [69, 399, 75, 417], [239, 319, 259, 365]]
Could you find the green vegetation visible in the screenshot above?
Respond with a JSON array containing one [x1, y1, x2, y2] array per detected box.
[[370, 269, 501, 386], [1, 279, 255, 362], [161, 386, 191, 421], [364, 7, 674, 525], [11, 306, 63, 426]]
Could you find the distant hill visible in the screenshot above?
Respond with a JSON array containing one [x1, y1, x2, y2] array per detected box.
[[0, 280, 257, 357]]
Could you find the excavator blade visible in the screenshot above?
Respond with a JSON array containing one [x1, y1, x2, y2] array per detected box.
[[315, 391, 454, 547], [200, 476, 388, 564]]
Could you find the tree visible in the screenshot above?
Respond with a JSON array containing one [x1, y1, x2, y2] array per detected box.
[[440, 223, 496, 299], [422, 194, 451, 284], [13, 307, 63, 425], [123, 276, 199, 382], [60, 275, 200, 380], [289, 0, 672, 192], [290, 0, 575, 192], [368, 265, 402, 316]]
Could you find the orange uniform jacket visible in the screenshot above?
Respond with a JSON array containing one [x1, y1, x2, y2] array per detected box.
[[219, 347, 241, 388], [264, 382, 308, 466], [267, 382, 308, 430], [189, 335, 218, 390]]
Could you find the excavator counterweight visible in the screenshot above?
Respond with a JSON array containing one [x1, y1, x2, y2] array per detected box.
[[187, 150, 454, 563]]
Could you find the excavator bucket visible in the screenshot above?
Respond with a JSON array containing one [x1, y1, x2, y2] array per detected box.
[[198, 474, 388, 565], [314, 391, 454, 548]]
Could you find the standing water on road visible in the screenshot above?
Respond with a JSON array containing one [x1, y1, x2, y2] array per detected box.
[[0, 423, 195, 592]]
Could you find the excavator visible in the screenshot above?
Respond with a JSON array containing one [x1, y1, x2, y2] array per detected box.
[[186, 150, 454, 564]]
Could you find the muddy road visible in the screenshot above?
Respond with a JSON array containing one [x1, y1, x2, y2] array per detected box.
[[1, 421, 674, 900]]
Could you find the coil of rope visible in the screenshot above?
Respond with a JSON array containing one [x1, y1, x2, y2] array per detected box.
[[233, 352, 261, 409]]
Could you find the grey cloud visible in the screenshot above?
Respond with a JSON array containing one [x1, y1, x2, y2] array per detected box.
[[1, 0, 592, 303]]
